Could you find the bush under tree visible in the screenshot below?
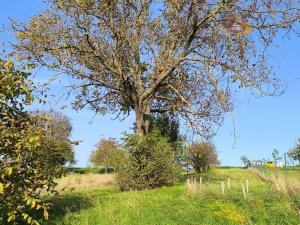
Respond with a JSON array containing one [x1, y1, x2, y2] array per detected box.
[[149, 114, 182, 148], [148, 114, 186, 165], [116, 130, 180, 191], [187, 142, 219, 173]]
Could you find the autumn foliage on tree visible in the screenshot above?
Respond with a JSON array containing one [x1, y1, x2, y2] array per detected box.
[[13, 0, 300, 137], [187, 142, 219, 172], [90, 138, 124, 172], [0, 59, 65, 224], [31, 110, 76, 166]]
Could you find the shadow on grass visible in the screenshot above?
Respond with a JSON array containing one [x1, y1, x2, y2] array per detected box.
[[42, 188, 117, 224], [13, 193, 94, 225], [45, 194, 93, 223]]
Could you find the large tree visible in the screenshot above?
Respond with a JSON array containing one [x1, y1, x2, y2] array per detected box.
[[13, 0, 300, 136]]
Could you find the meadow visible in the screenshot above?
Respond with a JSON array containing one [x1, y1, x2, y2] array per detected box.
[[42, 167, 300, 225]]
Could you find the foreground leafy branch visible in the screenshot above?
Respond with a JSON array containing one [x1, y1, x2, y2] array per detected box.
[[0, 58, 65, 224]]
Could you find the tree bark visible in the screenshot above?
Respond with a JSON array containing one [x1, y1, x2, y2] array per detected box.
[[135, 105, 145, 136], [135, 99, 152, 136], [144, 102, 151, 134]]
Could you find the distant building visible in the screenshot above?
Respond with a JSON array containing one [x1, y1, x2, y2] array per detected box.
[[249, 160, 263, 167], [276, 161, 284, 168]]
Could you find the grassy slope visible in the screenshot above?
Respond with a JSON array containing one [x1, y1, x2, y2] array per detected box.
[[45, 168, 300, 225]]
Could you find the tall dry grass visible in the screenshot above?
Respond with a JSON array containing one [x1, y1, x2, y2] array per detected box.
[[56, 173, 115, 192], [249, 167, 300, 216], [249, 167, 300, 193], [185, 174, 251, 199]]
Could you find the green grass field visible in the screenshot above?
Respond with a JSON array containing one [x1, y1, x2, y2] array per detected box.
[[43, 168, 300, 225]]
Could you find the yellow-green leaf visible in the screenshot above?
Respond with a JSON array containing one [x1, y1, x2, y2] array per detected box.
[[0, 183, 3, 193], [26, 197, 32, 206], [33, 220, 40, 225], [7, 167, 13, 176], [22, 213, 29, 220], [43, 210, 49, 220], [31, 199, 36, 208]]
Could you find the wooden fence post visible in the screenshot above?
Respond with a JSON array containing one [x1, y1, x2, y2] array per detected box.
[[221, 181, 225, 196], [227, 177, 231, 190], [242, 183, 246, 199]]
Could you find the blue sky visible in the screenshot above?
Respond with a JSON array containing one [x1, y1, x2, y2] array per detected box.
[[1, 1, 300, 167]]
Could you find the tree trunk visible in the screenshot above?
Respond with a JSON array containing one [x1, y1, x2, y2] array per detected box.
[[135, 100, 152, 136], [144, 103, 151, 134], [135, 105, 145, 136]]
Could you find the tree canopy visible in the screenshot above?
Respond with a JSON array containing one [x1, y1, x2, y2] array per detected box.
[[31, 110, 76, 166], [90, 138, 124, 171], [187, 141, 219, 172], [13, 0, 300, 136]]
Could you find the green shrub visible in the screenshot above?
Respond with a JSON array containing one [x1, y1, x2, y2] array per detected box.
[[116, 130, 180, 191], [0, 59, 66, 224]]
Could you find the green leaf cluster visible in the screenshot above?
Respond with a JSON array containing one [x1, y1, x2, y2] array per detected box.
[[0, 58, 64, 224], [90, 138, 124, 172]]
